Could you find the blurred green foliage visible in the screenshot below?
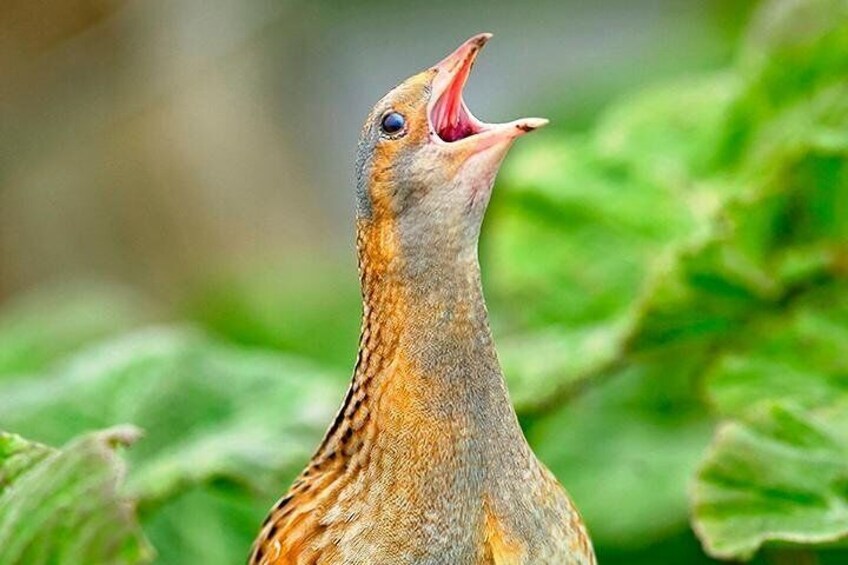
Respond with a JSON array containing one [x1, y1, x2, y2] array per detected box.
[[0, 326, 340, 564], [1, 0, 847, 563]]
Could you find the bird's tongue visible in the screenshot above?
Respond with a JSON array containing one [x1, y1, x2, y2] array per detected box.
[[428, 33, 547, 146]]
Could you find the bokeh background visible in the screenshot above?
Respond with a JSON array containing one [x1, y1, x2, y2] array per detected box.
[[0, 0, 749, 299], [1, 0, 847, 563]]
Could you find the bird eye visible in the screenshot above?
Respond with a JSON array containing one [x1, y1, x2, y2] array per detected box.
[[380, 112, 406, 135]]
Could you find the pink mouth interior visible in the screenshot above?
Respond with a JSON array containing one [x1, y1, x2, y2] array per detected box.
[[429, 60, 483, 142], [431, 98, 479, 142]]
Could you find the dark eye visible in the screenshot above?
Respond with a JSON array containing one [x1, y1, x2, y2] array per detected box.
[[380, 112, 406, 135]]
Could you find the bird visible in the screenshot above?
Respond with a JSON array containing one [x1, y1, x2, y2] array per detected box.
[[250, 33, 595, 565]]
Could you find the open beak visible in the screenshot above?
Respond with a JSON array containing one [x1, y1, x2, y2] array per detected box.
[[427, 33, 548, 151]]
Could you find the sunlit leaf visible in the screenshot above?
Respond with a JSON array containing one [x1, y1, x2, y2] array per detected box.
[[693, 402, 848, 560], [0, 433, 51, 495], [0, 427, 152, 564]]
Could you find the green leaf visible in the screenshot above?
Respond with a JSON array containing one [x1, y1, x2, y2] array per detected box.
[[0, 427, 152, 564], [692, 402, 848, 560], [0, 433, 51, 495], [0, 327, 343, 563], [692, 285, 848, 559]]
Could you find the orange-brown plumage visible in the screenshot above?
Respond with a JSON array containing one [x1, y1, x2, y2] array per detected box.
[[250, 34, 595, 565]]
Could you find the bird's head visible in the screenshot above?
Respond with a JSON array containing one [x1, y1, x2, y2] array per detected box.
[[355, 33, 546, 278]]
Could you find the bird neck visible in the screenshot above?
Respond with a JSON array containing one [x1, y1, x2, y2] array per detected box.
[[308, 220, 517, 469], [355, 218, 499, 386]]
